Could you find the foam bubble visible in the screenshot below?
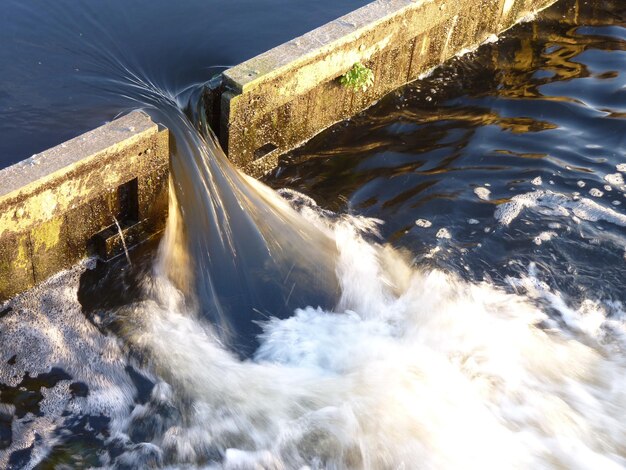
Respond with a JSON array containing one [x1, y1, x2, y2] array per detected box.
[[606, 173, 625, 186], [436, 228, 452, 239], [533, 231, 556, 246], [484, 34, 499, 44], [415, 219, 432, 228], [494, 190, 626, 227], [474, 187, 491, 201]]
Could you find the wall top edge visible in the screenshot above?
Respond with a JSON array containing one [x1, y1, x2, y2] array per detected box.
[[223, 0, 430, 93], [0, 111, 158, 202]]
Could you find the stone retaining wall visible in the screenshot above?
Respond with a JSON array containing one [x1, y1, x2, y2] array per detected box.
[[210, 0, 558, 177], [0, 112, 169, 301]]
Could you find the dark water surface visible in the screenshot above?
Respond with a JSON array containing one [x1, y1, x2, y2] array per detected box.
[[268, 0, 626, 304], [1, 0, 626, 468], [0, 0, 367, 167]]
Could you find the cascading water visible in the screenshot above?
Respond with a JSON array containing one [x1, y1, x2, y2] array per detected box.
[[116, 105, 626, 467], [138, 97, 341, 356], [1, 0, 626, 468]]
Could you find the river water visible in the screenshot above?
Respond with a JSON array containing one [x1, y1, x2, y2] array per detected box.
[[0, 0, 367, 168], [1, 0, 626, 468]]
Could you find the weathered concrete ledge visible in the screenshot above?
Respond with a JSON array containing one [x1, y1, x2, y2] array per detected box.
[[0, 111, 169, 301], [1, 0, 559, 300], [209, 0, 558, 176]]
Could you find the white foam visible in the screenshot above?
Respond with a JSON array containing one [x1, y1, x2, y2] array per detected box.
[[6, 185, 626, 469], [415, 218, 432, 228], [483, 34, 499, 44], [436, 228, 451, 239], [474, 187, 491, 201], [590, 188, 604, 197], [115, 200, 626, 469], [606, 173, 625, 186], [495, 190, 626, 227], [533, 231, 557, 246], [0, 261, 143, 469], [531, 176, 542, 186]]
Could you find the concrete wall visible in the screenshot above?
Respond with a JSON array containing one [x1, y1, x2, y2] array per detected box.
[[0, 0, 561, 300], [213, 0, 558, 177], [0, 111, 169, 301]]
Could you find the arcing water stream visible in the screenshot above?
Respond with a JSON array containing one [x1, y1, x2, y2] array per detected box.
[[2, 0, 626, 468]]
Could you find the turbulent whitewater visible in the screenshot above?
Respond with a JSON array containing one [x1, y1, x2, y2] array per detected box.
[[3, 109, 626, 467], [123, 188, 626, 469], [2, 0, 626, 467], [3, 178, 626, 468]]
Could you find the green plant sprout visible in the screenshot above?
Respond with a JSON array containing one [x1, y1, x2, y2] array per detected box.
[[340, 62, 374, 92]]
